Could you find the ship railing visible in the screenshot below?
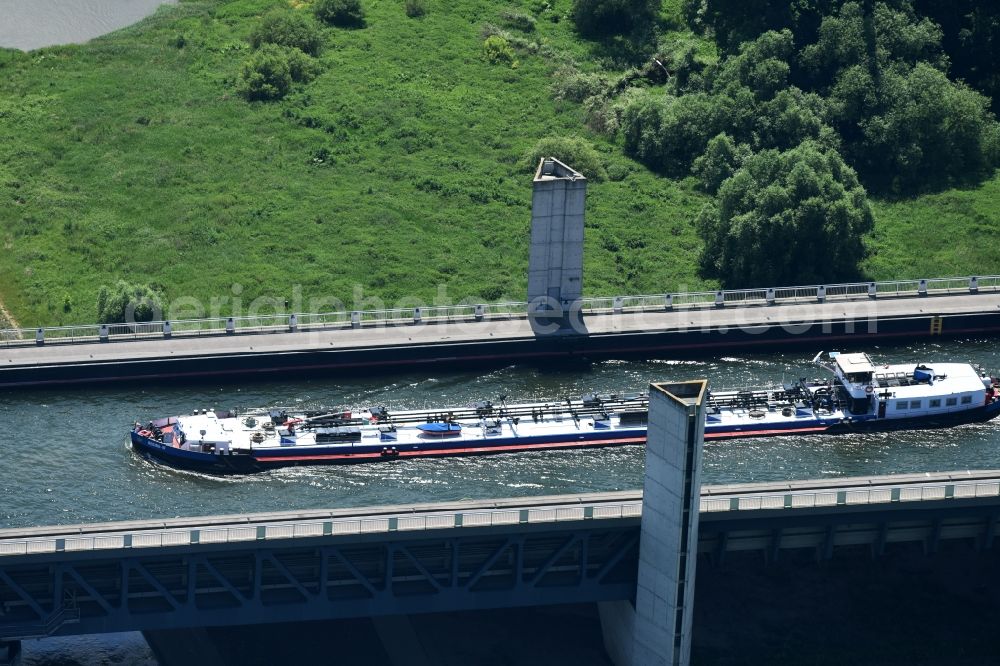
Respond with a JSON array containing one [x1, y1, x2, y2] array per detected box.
[[2, 275, 998, 347], [379, 394, 650, 425]]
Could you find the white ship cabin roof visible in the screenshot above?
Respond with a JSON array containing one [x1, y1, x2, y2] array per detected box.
[[833, 352, 875, 380], [877, 362, 987, 400]]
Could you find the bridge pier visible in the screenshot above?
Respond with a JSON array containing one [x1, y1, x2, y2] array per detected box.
[[600, 380, 707, 666], [527, 157, 586, 334]]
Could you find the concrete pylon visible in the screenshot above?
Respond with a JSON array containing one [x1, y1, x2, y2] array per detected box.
[[527, 157, 586, 333], [600, 379, 708, 666]]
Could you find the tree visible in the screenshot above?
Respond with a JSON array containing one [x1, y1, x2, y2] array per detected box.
[[913, 0, 1000, 112], [571, 0, 660, 39], [691, 133, 748, 193], [710, 29, 796, 102], [620, 90, 737, 175], [314, 0, 366, 28], [683, 0, 838, 53], [249, 10, 323, 56], [858, 63, 1000, 191], [799, 1, 945, 91], [96, 280, 164, 324], [697, 141, 874, 287]]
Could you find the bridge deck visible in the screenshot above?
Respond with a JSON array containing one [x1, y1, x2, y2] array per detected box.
[[4, 292, 999, 369], [2, 469, 997, 554], [1, 470, 998, 640]]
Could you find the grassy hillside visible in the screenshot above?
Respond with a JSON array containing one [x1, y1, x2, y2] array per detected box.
[[0, 0, 998, 327], [0, 0, 711, 326]]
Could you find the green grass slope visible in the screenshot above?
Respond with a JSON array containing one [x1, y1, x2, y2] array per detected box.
[[0, 0, 998, 327], [0, 0, 710, 326]]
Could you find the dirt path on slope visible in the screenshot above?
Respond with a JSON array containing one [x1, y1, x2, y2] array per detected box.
[[0, 297, 21, 331]]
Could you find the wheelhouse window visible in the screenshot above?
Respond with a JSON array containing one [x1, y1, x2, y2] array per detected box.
[[929, 399, 941, 408], [961, 395, 973, 405], [946, 397, 958, 406], [910, 400, 922, 409]]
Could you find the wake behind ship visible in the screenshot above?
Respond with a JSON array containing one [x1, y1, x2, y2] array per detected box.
[[131, 352, 1000, 474]]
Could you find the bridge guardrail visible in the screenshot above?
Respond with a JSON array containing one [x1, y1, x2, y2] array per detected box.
[[698, 480, 1000, 513], [0, 500, 645, 558], [2, 275, 996, 348], [1, 478, 996, 558]]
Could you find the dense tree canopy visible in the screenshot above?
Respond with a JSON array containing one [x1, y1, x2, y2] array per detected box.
[[697, 142, 874, 287], [571, 0, 661, 39], [619, 2, 1000, 195]]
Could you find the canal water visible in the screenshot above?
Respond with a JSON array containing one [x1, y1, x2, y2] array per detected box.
[[2, 339, 999, 530], [3, 339, 999, 664], [0, 0, 176, 51]]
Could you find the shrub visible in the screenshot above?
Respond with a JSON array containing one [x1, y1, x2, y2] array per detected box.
[[285, 47, 323, 83], [500, 9, 536, 32], [96, 280, 164, 324], [528, 0, 551, 15], [404, 0, 426, 18], [249, 10, 323, 56], [551, 66, 609, 102], [236, 44, 293, 101], [523, 136, 608, 181], [483, 35, 517, 67], [314, 0, 366, 28]]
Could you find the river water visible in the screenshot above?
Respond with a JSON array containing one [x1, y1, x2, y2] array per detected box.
[[3, 339, 999, 663], [0, 0, 176, 51]]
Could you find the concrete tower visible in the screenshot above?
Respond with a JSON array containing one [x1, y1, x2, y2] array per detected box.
[[601, 379, 708, 666], [527, 158, 586, 331]]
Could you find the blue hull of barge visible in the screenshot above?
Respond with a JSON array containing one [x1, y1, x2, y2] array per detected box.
[[129, 428, 649, 474], [131, 400, 1000, 475]]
